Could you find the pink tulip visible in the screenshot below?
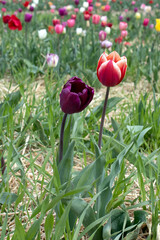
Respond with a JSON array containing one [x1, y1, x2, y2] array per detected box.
[[55, 24, 64, 34], [143, 18, 149, 27], [92, 14, 100, 24], [74, 8, 79, 13], [67, 19, 75, 28], [121, 30, 128, 38], [105, 5, 111, 11], [88, 6, 93, 12], [1, 8, 6, 12], [119, 21, 128, 30]]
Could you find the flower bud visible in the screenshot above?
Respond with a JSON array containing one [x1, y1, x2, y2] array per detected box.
[[38, 29, 47, 39], [60, 77, 94, 114], [97, 51, 127, 87], [46, 54, 59, 67]]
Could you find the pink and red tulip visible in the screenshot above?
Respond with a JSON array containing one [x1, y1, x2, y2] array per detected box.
[[92, 14, 100, 24], [143, 18, 149, 27], [71, 14, 76, 20], [97, 51, 127, 87], [119, 21, 128, 30], [67, 19, 75, 28], [55, 24, 64, 34]]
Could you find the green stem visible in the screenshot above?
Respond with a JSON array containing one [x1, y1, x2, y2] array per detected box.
[[59, 113, 68, 163], [98, 87, 110, 149]]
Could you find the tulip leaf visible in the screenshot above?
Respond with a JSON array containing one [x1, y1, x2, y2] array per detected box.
[[58, 140, 75, 185]]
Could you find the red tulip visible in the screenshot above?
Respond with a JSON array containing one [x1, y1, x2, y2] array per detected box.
[[52, 19, 60, 26], [97, 51, 127, 87], [3, 15, 11, 24], [8, 15, 22, 31]]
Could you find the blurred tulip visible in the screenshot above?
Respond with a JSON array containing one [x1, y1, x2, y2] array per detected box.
[[74, 0, 79, 5], [83, 1, 89, 8], [18, 8, 22, 13], [38, 29, 47, 39], [52, 19, 60, 26], [144, 6, 151, 13], [88, 6, 93, 12], [131, 1, 136, 5], [119, 21, 128, 30], [76, 27, 83, 35], [1, 8, 6, 12], [99, 30, 107, 41], [83, 10, 91, 21], [67, 19, 75, 28], [101, 16, 107, 22], [135, 12, 141, 19], [121, 30, 128, 37], [24, 13, 32, 22], [134, 7, 138, 12], [3, 15, 11, 24], [92, 14, 100, 24], [105, 26, 111, 34], [55, 24, 64, 34], [97, 51, 127, 87], [115, 36, 123, 44], [59, 7, 67, 17], [71, 14, 76, 20], [60, 76, 94, 114], [149, 24, 154, 29], [48, 25, 54, 34], [155, 19, 160, 32], [140, 4, 146, 10], [105, 4, 111, 11], [74, 8, 79, 13], [46, 53, 59, 67], [119, 15, 123, 21], [8, 15, 22, 31], [100, 40, 112, 49], [143, 18, 149, 27], [80, 7, 85, 13]]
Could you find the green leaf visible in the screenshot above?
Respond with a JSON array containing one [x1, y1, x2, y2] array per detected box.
[[103, 218, 111, 240], [25, 217, 42, 240], [0, 192, 18, 205], [54, 201, 72, 240], [133, 210, 147, 225], [14, 216, 26, 240], [44, 212, 54, 240], [58, 140, 75, 185], [23, 59, 44, 74]]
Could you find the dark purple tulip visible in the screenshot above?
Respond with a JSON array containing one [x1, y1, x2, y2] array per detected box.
[[29, 5, 34, 12], [134, 7, 138, 12], [126, 17, 130, 22], [119, 15, 123, 21], [74, 0, 79, 5], [18, 8, 22, 13], [1, 0, 6, 5], [60, 77, 94, 114], [24, 13, 32, 22], [58, 7, 68, 17]]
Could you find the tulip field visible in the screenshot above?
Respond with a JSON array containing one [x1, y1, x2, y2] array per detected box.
[[0, 0, 160, 239]]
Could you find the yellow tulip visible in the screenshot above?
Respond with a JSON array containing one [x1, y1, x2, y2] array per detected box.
[[155, 19, 160, 32], [135, 12, 141, 20]]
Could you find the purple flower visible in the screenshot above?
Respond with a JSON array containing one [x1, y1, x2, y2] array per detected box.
[[119, 15, 123, 21], [58, 7, 68, 17], [74, 0, 79, 5], [24, 13, 32, 22], [1, 0, 6, 5], [29, 5, 34, 12], [18, 8, 22, 13], [100, 40, 112, 49], [134, 7, 138, 12], [60, 77, 94, 114]]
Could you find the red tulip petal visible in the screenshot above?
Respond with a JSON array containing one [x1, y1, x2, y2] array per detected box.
[[116, 57, 127, 81], [98, 60, 121, 87], [97, 52, 108, 79]]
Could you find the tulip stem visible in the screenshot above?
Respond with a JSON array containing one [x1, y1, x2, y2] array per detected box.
[[59, 113, 68, 163], [98, 87, 110, 149]]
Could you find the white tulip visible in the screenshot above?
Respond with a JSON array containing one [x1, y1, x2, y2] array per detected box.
[[101, 16, 107, 22], [38, 29, 47, 39], [76, 28, 83, 35], [105, 27, 111, 34], [33, 0, 39, 4], [83, 1, 89, 8], [80, 7, 85, 13], [82, 30, 86, 37]]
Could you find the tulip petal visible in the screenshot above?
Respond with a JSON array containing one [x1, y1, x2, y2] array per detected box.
[[106, 51, 121, 62], [60, 88, 81, 114], [98, 60, 121, 87], [116, 57, 127, 81], [97, 52, 108, 77]]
